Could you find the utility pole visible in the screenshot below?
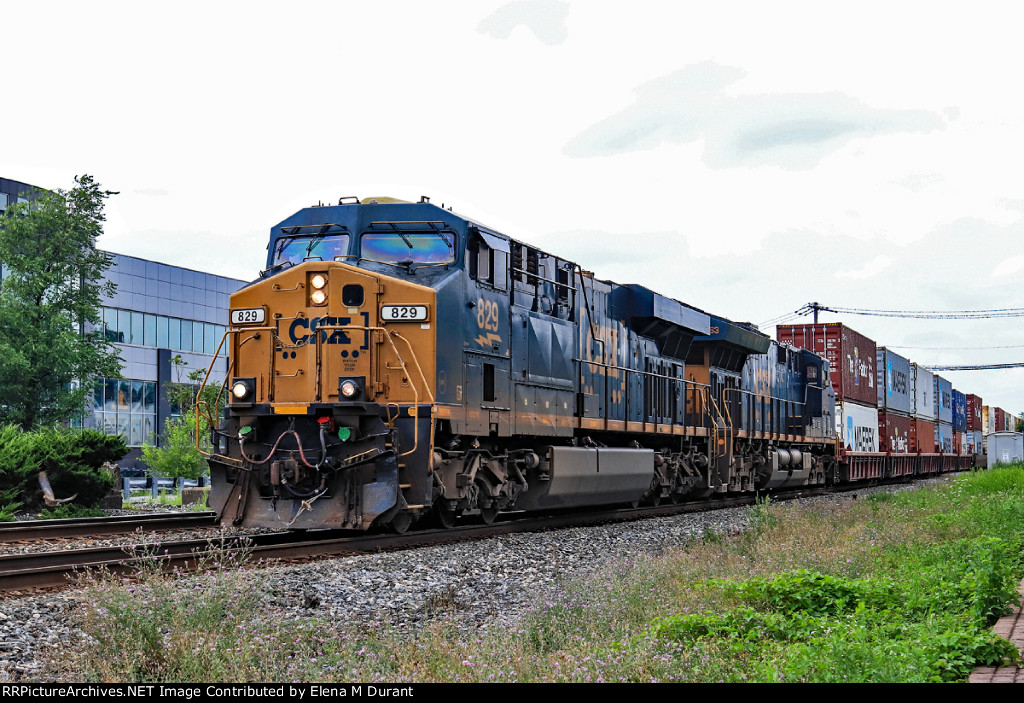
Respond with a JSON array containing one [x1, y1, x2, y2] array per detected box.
[[796, 301, 827, 323]]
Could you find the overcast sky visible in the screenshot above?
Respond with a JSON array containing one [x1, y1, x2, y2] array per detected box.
[[3, 1, 1023, 413]]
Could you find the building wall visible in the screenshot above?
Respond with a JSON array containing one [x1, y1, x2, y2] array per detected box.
[[88, 253, 249, 468]]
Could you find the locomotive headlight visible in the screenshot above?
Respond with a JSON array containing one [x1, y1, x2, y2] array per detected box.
[[310, 273, 328, 290], [230, 378, 255, 404], [310, 289, 328, 306], [338, 377, 363, 400]]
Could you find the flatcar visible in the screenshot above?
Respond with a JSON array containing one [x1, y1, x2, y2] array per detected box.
[[197, 196, 962, 532]]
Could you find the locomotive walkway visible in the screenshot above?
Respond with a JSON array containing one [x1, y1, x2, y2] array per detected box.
[[971, 578, 1024, 683]]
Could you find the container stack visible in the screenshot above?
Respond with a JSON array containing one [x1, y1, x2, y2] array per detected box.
[[966, 394, 983, 455], [876, 348, 912, 454], [777, 323, 878, 452], [778, 321, 1012, 465], [933, 375, 953, 453], [910, 363, 936, 453], [951, 389, 966, 455]]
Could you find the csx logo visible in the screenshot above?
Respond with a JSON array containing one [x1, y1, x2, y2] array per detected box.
[[289, 316, 351, 345]]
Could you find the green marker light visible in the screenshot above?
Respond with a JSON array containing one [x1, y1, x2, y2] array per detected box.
[[338, 427, 352, 442]]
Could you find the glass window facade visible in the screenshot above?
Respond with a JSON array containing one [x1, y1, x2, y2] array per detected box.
[[101, 306, 227, 356], [92, 377, 157, 447]]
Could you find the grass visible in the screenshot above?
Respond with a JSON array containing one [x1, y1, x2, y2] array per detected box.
[[122, 488, 210, 511], [54, 465, 1024, 683], [38, 504, 106, 520]]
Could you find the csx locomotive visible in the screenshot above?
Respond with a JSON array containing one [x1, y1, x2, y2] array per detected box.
[[200, 197, 893, 531]]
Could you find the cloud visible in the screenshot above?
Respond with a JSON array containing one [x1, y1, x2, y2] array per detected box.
[[991, 255, 1024, 278], [837, 255, 893, 280], [565, 62, 944, 169], [892, 173, 943, 192], [477, 1, 570, 46]]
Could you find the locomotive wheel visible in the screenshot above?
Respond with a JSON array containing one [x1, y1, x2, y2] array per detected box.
[[479, 507, 499, 524], [435, 504, 459, 529], [389, 511, 414, 534]]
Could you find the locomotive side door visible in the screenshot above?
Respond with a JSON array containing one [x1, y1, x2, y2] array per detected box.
[[463, 229, 512, 437]]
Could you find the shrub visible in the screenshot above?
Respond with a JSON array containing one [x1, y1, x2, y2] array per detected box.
[[0, 424, 125, 508]]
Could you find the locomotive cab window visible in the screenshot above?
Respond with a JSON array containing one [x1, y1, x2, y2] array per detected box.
[[469, 231, 508, 290], [360, 230, 455, 267], [272, 234, 350, 268]]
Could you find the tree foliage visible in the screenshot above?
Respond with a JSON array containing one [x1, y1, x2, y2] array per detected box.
[[0, 175, 123, 428]]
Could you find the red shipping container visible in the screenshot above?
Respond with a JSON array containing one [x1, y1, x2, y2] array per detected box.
[[878, 411, 912, 453], [953, 432, 962, 454], [965, 394, 983, 432], [910, 418, 936, 453], [995, 407, 1006, 432], [777, 322, 877, 406]]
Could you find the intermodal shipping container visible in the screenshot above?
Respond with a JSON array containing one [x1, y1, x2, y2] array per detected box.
[[953, 431, 963, 455], [982, 405, 991, 435], [876, 348, 913, 414], [878, 411, 912, 453], [911, 364, 934, 420], [777, 323, 877, 406], [933, 375, 952, 425], [935, 421, 954, 454], [836, 400, 880, 452], [994, 407, 1006, 433], [951, 389, 966, 431], [910, 418, 936, 453], [966, 394, 983, 431], [965, 431, 982, 455]]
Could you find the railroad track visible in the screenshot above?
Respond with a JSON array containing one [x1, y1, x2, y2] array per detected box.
[[0, 512, 217, 541], [3, 478, 937, 594], [0, 495, 769, 593]]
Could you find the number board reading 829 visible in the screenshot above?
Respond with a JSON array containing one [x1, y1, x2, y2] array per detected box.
[[381, 305, 428, 322], [231, 308, 266, 325]]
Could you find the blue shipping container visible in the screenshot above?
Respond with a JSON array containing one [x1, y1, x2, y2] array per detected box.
[[933, 375, 953, 425], [951, 389, 967, 431], [877, 348, 913, 414]]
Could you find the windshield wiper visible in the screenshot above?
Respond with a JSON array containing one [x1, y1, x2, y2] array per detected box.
[[304, 233, 326, 259]]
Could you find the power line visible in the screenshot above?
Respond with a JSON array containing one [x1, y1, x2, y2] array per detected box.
[[925, 363, 1024, 371], [888, 344, 1024, 351], [793, 302, 1024, 320]]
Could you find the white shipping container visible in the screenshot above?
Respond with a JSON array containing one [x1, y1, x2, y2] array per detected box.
[[836, 400, 880, 452], [965, 431, 981, 455], [935, 422, 953, 454], [911, 364, 935, 420]]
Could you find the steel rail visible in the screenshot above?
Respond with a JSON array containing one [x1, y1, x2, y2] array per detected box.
[[0, 512, 217, 542], [0, 477, 950, 594], [0, 494, 802, 593]]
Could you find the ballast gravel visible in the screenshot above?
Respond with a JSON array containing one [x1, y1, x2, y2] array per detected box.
[[0, 481, 945, 682]]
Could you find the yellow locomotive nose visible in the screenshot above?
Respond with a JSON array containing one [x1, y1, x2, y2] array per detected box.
[[205, 259, 437, 530]]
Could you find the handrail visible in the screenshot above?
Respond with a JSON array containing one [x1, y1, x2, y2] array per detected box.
[[195, 319, 435, 462]]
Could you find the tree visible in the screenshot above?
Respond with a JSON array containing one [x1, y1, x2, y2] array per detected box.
[[0, 175, 122, 428]]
